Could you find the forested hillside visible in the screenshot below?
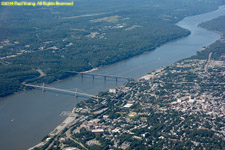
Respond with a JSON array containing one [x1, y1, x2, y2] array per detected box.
[[0, 0, 224, 97]]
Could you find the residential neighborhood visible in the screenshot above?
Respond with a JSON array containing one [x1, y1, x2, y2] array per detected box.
[[34, 40, 225, 150]]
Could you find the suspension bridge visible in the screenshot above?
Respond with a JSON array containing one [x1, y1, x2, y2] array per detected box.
[[24, 83, 97, 98]]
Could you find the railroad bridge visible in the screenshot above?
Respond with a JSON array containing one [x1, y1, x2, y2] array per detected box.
[[67, 71, 134, 82]]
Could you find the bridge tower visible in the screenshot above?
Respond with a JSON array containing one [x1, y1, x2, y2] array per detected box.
[[75, 88, 78, 98], [42, 83, 45, 92]]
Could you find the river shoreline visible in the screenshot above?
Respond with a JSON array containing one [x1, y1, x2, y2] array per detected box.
[[0, 32, 189, 99], [31, 5, 225, 149], [1, 5, 225, 150], [30, 8, 225, 148]]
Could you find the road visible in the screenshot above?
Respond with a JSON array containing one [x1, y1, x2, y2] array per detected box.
[[204, 52, 212, 72]]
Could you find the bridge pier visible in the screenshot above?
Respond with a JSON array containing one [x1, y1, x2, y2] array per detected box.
[[75, 88, 78, 98], [72, 71, 134, 82], [42, 83, 45, 92]]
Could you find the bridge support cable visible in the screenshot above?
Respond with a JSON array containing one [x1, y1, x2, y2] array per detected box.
[[24, 84, 96, 98]]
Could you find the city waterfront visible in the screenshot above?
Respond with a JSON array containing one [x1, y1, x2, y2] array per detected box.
[[0, 5, 225, 150]]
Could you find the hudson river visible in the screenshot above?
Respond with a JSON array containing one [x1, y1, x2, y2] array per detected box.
[[0, 5, 225, 150]]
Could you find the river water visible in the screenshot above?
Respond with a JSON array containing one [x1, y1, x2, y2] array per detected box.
[[0, 5, 225, 150]]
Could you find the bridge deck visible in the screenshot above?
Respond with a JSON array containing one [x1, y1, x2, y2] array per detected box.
[[24, 84, 96, 98], [68, 71, 134, 80]]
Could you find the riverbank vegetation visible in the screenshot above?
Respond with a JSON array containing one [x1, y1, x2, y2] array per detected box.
[[199, 15, 225, 35], [0, 0, 224, 97], [36, 13, 225, 150], [194, 15, 225, 60]]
